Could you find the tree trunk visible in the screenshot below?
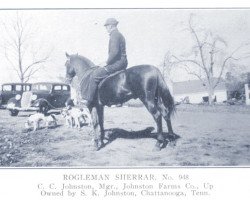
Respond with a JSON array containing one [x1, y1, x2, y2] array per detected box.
[[20, 73, 24, 83], [208, 86, 214, 105]]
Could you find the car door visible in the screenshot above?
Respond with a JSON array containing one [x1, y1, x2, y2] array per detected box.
[[1, 84, 14, 104], [50, 85, 65, 108], [61, 85, 71, 105]]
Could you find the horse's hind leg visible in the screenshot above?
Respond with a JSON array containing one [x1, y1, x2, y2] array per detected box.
[[157, 98, 174, 135], [142, 99, 164, 151]]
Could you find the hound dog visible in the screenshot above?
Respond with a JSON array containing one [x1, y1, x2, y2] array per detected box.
[[61, 108, 74, 128], [25, 113, 57, 131], [61, 106, 92, 129]]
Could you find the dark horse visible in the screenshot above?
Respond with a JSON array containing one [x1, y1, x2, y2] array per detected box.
[[65, 52, 175, 151]]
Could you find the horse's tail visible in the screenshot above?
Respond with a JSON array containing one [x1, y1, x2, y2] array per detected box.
[[157, 71, 176, 117]]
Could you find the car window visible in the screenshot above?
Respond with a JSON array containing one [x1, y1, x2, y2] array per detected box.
[[54, 85, 62, 91], [62, 85, 69, 91], [2, 85, 12, 91], [40, 85, 50, 90], [25, 85, 31, 91], [16, 85, 22, 91], [32, 84, 52, 91]]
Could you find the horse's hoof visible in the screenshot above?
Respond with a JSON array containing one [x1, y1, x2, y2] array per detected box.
[[91, 146, 99, 151], [153, 145, 161, 152], [92, 143, 100, 151], [92, 141, 103, 151], [99, 143, 105, 149], [168, 141, 176, 147], [93, 143, 104, 151], [161, 139, 169, 149]]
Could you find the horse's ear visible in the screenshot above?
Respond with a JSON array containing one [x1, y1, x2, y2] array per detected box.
[[65, 52, 70, 59]]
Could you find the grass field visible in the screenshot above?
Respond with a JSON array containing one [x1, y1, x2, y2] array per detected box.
[[0, 104, 250, 167]]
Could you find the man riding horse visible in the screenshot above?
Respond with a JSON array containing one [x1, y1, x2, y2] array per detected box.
[[65, 18, 176, 151], [81, 18, 128, 107]]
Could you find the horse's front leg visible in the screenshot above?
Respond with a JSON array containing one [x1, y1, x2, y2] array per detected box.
[[91, 107, 100, 150], [96, 105, 105, 147], [91, 106, 104, 151]]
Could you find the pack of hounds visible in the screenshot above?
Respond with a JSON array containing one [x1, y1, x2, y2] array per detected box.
[[25, 106, 92, 132]]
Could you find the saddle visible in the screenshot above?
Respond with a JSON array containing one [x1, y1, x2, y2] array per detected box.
[[98, 69, 126, 89], [79, 67, 127, 103], [98, 69, 133, 106]]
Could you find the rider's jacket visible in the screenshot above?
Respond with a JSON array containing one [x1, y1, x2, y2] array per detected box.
[[107, 28, 127, 65]]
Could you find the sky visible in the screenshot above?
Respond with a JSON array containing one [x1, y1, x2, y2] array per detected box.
[[1, 9, 250, 84]]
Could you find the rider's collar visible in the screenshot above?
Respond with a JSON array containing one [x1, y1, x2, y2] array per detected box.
[[109, 28, 118, 35]]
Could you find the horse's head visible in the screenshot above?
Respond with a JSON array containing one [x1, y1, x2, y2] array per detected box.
[[65, 52, 76, 84], [65, 52, 96, 84]]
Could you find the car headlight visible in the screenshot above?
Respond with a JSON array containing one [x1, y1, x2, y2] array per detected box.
[[31, 95, 37, 100], [15, 94, 21, 100]]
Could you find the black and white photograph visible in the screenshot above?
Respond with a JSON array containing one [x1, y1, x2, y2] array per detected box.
[[0, 8, 250, 168]]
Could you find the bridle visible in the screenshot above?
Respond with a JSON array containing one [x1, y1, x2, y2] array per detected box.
[[65, 60, 75, 83]]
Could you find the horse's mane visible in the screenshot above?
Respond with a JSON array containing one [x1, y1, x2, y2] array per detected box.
[[72, 54, 96, 68]]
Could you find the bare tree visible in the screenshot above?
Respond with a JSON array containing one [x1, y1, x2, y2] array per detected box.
[[0, 12, 50, 83], [161, 51, 174, 94], [171, 14, 250, 104]]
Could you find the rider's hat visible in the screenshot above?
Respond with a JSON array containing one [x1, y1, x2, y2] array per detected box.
[[104, 18, 119, 26]]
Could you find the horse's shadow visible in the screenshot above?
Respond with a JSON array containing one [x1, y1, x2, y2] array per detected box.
[[103, 127, 180, 149]]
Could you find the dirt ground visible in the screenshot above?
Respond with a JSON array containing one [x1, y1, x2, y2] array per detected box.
[[0, 104, 250, 167]]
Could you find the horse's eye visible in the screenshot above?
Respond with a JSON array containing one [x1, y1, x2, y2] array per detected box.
[[65, 60, 71, 66]]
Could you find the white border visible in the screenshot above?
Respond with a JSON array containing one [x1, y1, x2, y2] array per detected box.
[[0, 1, 250, 200], [0, 0, 250, 9]]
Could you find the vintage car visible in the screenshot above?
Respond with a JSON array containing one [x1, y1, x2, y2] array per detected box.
[[7, 82, 72, 116], [0, 83, 32, 109]]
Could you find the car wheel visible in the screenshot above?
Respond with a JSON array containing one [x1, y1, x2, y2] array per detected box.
[[9, 109, 19, 116], [39, 103, 49, 114]]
